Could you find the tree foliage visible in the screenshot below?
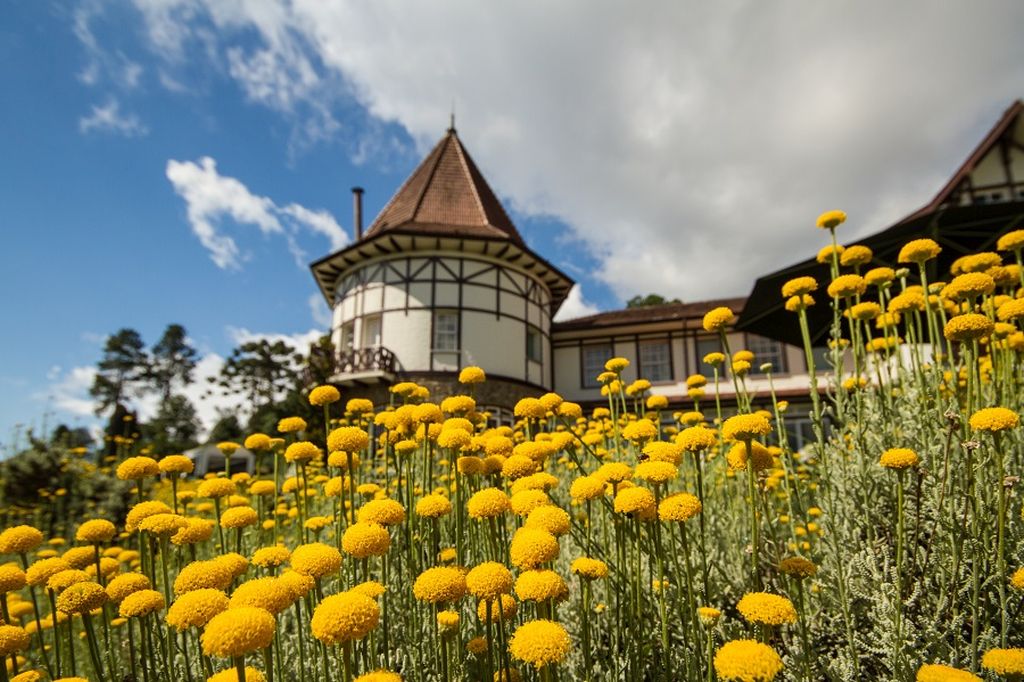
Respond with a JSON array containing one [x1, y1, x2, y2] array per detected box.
[[625, 293, 682, 308]]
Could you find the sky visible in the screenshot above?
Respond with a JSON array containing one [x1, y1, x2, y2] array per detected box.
[[2, 0, 1023, 451]]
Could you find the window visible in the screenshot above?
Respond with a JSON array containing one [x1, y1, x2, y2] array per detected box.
[[695, 337, 722, 374], [581, 344, 612, 388], [746, 334, 787, 374], [339, 322, 355, 351], [433, 311, 459, 351], [638, 340, 672, 382], [362, 315, 381, 349], [526, 327, 542, 363]]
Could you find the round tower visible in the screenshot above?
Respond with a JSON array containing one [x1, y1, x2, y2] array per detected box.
[[310, 128, 574, 415]]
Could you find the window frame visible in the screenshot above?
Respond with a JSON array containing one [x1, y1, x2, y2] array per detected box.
[[580, 343, 613, 389], [637, 338, 673, 383], [432, 310, 460, 352]]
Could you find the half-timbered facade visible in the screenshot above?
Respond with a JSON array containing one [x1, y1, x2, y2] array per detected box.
[[310, 126, 574, 412]]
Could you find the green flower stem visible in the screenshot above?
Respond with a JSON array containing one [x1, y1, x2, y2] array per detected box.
[[82, 612, 107, 682]]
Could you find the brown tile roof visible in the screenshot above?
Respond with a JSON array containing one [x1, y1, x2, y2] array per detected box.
[[364, 128, 525, 246], [553, 296, 747, 332]]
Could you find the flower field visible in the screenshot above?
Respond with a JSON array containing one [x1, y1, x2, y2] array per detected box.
[[1, 216, 1024, 682]]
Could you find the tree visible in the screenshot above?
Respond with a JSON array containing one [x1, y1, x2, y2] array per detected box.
[[207, 414, 244, 444], [217, 339, 302, 410], [50, 424, 93, 450], [144, 394, 201, 455], [89, 328, 149, 415], [626, 293, 682, 308], [149, 324, 198, 402]]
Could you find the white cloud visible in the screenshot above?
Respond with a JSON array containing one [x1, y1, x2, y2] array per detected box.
[[79, 99, 148, 137], [127, 1, 1024, 301], [42, 366, 98, 418], [226, 326, 323, 353], [553, 285, 600, 322], [308, 293, 333, 328], [166, 156, 348, 269]]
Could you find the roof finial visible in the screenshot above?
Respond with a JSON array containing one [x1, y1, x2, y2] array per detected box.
[[449, 101, 456, 133]]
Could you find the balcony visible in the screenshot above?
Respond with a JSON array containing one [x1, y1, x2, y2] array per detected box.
[[331, 346, 398, 386]]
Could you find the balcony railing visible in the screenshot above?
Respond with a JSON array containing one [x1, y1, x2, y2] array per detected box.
[[335, 346, 397, 377]]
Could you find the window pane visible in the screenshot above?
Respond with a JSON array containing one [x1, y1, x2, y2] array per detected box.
[[746, 334, 787, 374], [695, 337, 722, 374], [639, 341, 671, 382], [527, 328, 542, 363], [581, 344, 611, 388], [433, 312, 459, 351]]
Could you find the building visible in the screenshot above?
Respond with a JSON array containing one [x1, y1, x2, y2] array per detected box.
[[311, 101, 1023, 429], [310, 125, 574, 421]]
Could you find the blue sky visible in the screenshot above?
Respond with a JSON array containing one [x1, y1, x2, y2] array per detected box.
[[2, 0, 1023, 450]]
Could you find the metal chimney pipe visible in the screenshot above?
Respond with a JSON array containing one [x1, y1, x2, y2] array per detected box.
[[352, 186, 365, 240]]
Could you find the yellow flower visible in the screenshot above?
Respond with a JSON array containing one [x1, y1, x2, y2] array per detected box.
[[514, 398, 547, 420], [944, 273, 995, 301], [604, 357, 629, 373], [840, 244, 872, 267], [277, 416, 307, 433], [898, 238, 942, 263], [25, 557, 71, 587], [0, 625, 30, 657], [702, 307, 734, 332], [285, 441, 321, 464], [56, 581, 107, 615], [174, 560, 233, 595], [509, 528, 560, 570], [458, 366, 486, 384], [0, 526, 44, 555], [172, 518, 215, 546], [116, 456, 159, 480], [778, 556, 817, 579], [634, 461, 677, 485], [816, 210, 846, 229], [309, 385, 341, 406], [413, 567, 467, 604], [621, 419, 657, 444], [119, 589, 165, 618], [0, 565, 25, 594], [105, 573, 152, 603], [243, 433, 272, 452], [865, 267, 896, 286], [357, 499, 406, 526], [697, 607, 721, 625], [736, 592, 797, 626], [981, 648, 1024, 677], [140, 513, 189, 537], [658, 493, 702, 522], [196, 478, 236, 499], [290, 543, 343, 578], [47, 568, 90, 593], [467, 488, 511, 520], [328, 427, 370, 454], [207, 667, 266, 682], [996, 228, 1024, 252], [879, 448, 919, 470], [916, 663, 981, 682], [416, 494, 453, 519], [229, 577, 294, 615], [514, 569, 568, 603], [509, 619, 570, 669], [353, 671, 401, 682], [816, 244, 844, 264], [465, 562, 513, 601], [613, 487, 655, 520], [944, 314, 994, 342], [722, 414, 771, 441], [341, 523, 391, 559], [477, 593, 517, 623], [781, 276, 818, 298], [524, 506, 571, 536], [968, 407, 1019, 433], [569, 476, 605, 502], [201, 606, 275, 657], [714, 639, 783, 681], [827, 274, 867, 299], [570, 557, 608, 580], [1011, 567, 1024, 591]]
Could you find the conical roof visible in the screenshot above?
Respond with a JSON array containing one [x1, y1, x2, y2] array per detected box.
[[363, 128, 525, 245]]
